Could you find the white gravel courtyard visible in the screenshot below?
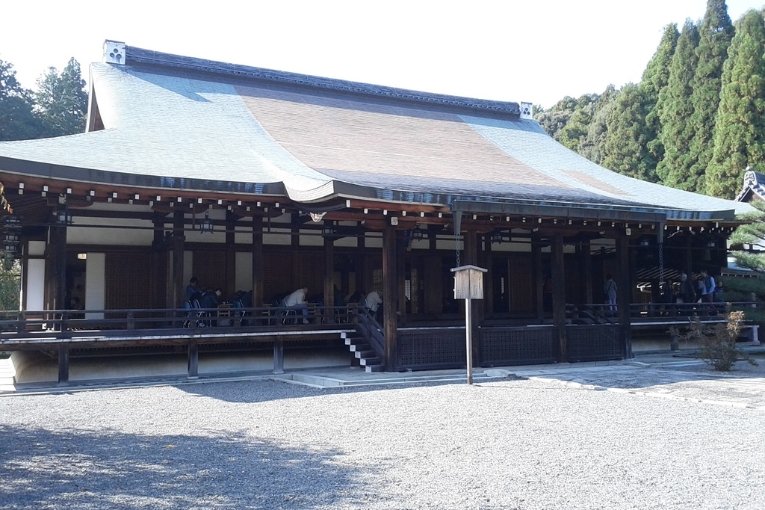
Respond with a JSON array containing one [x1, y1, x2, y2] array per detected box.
[[1, 367, 764, 509]]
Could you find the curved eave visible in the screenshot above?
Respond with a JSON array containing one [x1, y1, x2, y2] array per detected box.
[[0, 154, 742, 223], [0, 155, 287, 197]]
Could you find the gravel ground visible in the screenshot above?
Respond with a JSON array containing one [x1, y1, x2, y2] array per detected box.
[[0, 372, 764, 510]]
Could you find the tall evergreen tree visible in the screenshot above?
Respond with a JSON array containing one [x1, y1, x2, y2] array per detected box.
[[656, 20, 701, 189], [642, 24, 679, 165], [687, 0, 734, 192], [580, 85, 618, 165], [35, 58, 88, 137], [707, 10, 765, 198], [0, 60, 42, 141], [601, 83, 657, 181], [535, 96, 580, 144], [557, 95, 597, 151]]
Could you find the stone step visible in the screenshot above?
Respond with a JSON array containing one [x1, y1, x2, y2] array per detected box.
[[365, 364, 384, 373]]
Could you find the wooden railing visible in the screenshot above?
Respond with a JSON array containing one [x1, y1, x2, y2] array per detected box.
[[355, 308, 385, 358], [0, 304, 361, 342]]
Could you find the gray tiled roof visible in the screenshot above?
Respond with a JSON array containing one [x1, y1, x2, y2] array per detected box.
[[0, 43, 754, 220]]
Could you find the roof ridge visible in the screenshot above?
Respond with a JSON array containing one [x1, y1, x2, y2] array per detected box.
[[123, 44, 521, 116]]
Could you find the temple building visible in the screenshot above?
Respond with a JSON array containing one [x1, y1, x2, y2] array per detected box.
[[0, 41, 753, 384]]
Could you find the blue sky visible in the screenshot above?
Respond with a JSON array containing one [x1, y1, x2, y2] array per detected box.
[[1, 0, 763, 108]]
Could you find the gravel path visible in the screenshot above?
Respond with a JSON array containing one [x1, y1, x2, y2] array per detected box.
[[1, 373, 763, 509]]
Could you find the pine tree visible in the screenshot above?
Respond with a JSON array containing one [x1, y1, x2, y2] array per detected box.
[[642, 24, 679, 165], [707, 10, 765, 198], [601, 83, 657, 181], [35, 58, 88, 137], [687, 0, 734, 192], [0, 60, 42, 141], [656, 20, 700, 188]]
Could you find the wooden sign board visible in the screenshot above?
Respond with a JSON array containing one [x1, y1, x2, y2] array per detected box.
[[451, 265, 487, 300]]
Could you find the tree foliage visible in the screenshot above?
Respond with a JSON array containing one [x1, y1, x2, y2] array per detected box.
[[707, 10, 765, 198], [687, 0, 735, 193], [642, 24, 680, 164], [656, 20, 701, 189], [35, 58, 88, 137], [533, 3, 765, 201], [0, 60, 43, 141], [601, 83, 657, 181]]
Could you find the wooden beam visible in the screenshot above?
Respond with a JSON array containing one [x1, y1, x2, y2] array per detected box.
[[57, 345, 69, 384], [225, 210, 236, 297], [552, 234, 566, 361], [533, 236, 544, 321], [383, 225, 398, 370], [273, 337, 284, 374], [187, 341, 199, 378], [582, 239, 593, 304], [617, 235, 632, 358], [324, 233, 335, 321], [52, 215, 67, 310], [172, 210, 185, 309], [252, 215, 264, 306]]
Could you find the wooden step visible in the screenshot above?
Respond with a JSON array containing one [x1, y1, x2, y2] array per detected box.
[[354, 349, 377, 359], [359, 356, 382, 367]]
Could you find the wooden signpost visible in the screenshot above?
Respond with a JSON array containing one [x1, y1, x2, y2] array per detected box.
[[451, 265, 487, 384]]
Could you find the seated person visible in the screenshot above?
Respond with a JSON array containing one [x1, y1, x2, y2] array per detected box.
[[364, 290, 383, 321], [282, 287, 310, 324]]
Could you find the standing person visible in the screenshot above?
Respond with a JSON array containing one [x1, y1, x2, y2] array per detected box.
[[700, 270, 717, 314], [678, 272, 696, 313], [185, 277, 200, 304], [603, 274, 617, 315], [701, 270, 716, 303], [283, 287, 310, 324]]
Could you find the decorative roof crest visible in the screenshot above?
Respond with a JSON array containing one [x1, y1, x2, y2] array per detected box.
[[103, 40, 126, 65]]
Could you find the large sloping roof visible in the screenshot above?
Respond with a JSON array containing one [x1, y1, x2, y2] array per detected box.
[[0, 41, 753, 220]]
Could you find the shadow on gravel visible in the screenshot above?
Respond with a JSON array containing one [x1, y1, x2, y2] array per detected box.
[[0, 424, 375, 509], [176, 378, 453, 403]]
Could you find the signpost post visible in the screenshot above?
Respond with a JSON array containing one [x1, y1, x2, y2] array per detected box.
[[451, 265, 487, 384]]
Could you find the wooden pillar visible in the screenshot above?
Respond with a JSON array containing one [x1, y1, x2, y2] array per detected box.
[[617, 235, 632, 358], [152, 214, 168, 308], [252, 215, 264, 306], [397, 231, 407, 325], [382, 225, 398, 370], [57, 345, 69, 384], [356, 231, 366, 295], [52, 219, 67, 311], [483, 235, 493, 316], [324, 231, 335, 321], [552, 234, 567, 361], [225, 211, 237, 297], [684, 235, 693, 273], [582, 239, 593, 304], [533, 236, 544, 321], [290, 212, 300, 288], [187, 341, 199, 378], [273, 337, 285, 374], [172, 210, 185, 308]]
